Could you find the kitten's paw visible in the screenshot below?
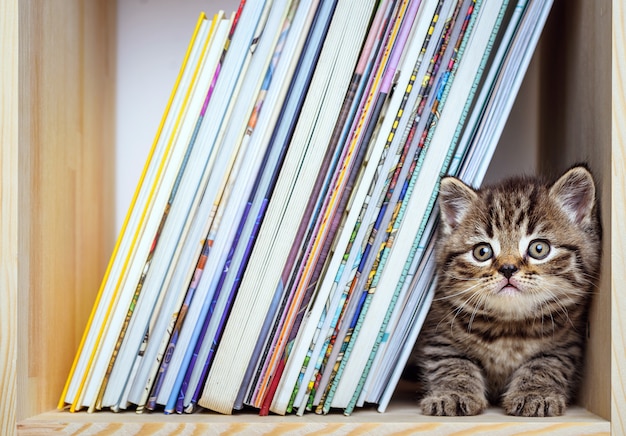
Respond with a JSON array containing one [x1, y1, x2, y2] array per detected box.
[[420, 391, 488, 416], [503, 391, 566, 417]]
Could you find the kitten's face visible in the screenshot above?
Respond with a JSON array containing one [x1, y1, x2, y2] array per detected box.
[[436, 167, 601, 322]]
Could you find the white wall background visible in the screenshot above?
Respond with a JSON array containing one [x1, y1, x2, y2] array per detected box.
[[115, 0, 240, 232], [115, 0, 538, 232]]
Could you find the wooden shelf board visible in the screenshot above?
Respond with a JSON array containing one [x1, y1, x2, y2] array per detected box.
[[19, 407, 609, 435]]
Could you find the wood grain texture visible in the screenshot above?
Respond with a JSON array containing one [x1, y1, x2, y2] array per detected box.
[[17, 406, 610, 436], [1, 0, 19, 434], [612, 0, 626, 433], [16, 0, 116, 422]]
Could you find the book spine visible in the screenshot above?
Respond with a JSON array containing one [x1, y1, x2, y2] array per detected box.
[[62, 12, 210, 413], [199, 0, 377, 414], [142, 0, 246, 410], [345, 0, 489, 415], [317, 0, 463, 414], [298, 0, 412, 413]]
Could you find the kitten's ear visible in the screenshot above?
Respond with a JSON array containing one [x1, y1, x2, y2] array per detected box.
[[549, 165, 596, 225], [438, 177, 478, 232]]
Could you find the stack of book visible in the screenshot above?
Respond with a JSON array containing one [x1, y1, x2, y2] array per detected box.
[[59, 0, 552, 416]]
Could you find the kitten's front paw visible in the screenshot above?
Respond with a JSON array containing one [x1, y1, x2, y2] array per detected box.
[[420, 391, 488, 416], [503, 391, 566, 417]]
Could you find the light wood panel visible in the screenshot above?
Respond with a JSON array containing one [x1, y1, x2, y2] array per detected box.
[[15, 0, 116, 422], [612, 0, 626, 433], [18, 406, 610, 435], [0, 0, 19, 434]]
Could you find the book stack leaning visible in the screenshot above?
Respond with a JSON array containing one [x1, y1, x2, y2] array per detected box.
[[59, 0, 553, 416]]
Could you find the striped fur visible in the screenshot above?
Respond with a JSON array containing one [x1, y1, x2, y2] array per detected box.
[[412, 165, 601, 416]]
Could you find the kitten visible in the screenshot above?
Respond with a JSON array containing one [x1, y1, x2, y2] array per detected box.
[[413, 165, 601, 417]]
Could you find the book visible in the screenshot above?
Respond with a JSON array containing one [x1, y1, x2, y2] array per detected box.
[[376, 0, 553, 414], [101, 12, 230, 411], [306, 0, 461, 412], [60, 13, 211, 411], [177, 0, 320, 414], [159, 0, 306, 414], [61, 0, 554, 416], [229, 0, 334, 411], [123, 13, 234, 411], [198, 0, 379, 415], [275, 0, 444, 415], [258, 0, 402, 415], [145, 0, 278, 410], [321, 0, 482, 413]]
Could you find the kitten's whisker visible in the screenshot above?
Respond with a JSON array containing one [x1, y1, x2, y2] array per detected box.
[[434, 281, 482, 301], [537, 293, 556, 337], [541, 287, 577, 330], [540, 272, 601, 293], [467, 292, 488, 333], [449, 289, 486, 333], [447, 292, 479, 333]]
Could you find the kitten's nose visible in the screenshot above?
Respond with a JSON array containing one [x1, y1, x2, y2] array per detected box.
[[498, 264, 518, 279]]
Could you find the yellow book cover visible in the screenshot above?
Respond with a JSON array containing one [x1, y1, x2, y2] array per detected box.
[[58, 12, 209, 411]]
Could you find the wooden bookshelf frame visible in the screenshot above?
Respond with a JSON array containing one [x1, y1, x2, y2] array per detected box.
[[1, 0, 624, 434]]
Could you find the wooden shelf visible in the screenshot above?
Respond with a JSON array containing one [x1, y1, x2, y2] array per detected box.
[[16, 381, 613, 433], [16, 382, 613, 433], [20, 406, 609, 435], [2, 0, 624, 434]]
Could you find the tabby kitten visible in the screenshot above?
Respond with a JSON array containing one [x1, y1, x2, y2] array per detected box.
[[413, 165, 601, 417]]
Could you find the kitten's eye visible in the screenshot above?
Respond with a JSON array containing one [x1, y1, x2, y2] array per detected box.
[[472, 243, 493, 262], [528, 239, 551, 260]]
